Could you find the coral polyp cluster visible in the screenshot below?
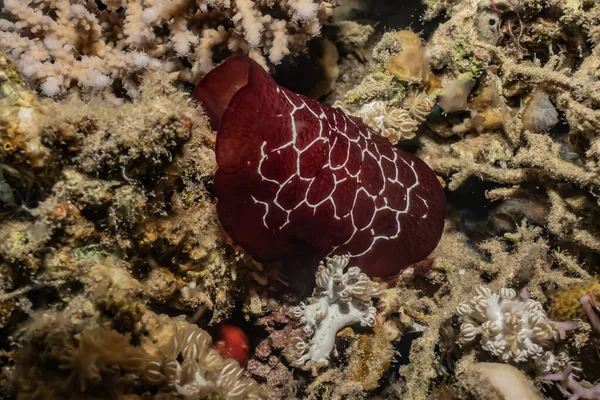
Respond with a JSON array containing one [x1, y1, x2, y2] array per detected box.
[[356, 100, 420, 143], [290, 255, 383, 366], [140, 313, 260, 399], [457, 286, 559, 365]]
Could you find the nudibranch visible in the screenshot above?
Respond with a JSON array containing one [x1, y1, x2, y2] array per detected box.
[[193, 56, 445, 278]]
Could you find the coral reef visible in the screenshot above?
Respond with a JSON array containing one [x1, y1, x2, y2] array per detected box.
[[325, 0, 600, 395], [0, 0, 338, 97], [0, 49, 265, 398], [2, 0, 600, 398]]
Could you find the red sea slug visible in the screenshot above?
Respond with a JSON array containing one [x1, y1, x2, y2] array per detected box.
[[193, 56, 446, 278], [213, 323, 250, 367]]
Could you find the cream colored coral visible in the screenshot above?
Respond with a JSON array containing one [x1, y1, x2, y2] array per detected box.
[[1, 0, 154, 97], [0, 0, 337, 97], [403, 91, 435, 123], [357, 100, 419, 144], [457, 286, 558, 365], [140, 312, 260, 399]]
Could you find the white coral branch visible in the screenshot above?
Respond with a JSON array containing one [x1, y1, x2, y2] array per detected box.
[[0, 0, 336, 96]]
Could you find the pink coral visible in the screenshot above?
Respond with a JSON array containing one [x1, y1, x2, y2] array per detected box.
[[545, 365, 600, 400]]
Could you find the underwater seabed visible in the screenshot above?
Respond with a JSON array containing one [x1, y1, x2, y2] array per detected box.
[[0, 0, 600, 399]]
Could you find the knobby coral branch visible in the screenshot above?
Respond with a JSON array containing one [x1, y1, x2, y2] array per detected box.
[[0, 0, 337, 97]]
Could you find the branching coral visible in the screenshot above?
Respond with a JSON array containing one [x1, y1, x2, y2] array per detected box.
[[0, 0, 337, 97], [546, 187, 600, 254], [290, 255, 383, 367], [545, 364, 600, 400], [389, 221, 589, 400], [422, 130, 600, 245]]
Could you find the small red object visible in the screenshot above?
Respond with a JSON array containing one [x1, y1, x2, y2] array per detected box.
[[193, 56, 446, 278], [213, 323, 250, 367]]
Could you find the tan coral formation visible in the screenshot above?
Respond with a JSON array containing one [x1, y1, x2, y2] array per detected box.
[[15, 309, 261, 398], [0, 49, 266, 398], [456, 361, 545, 400]]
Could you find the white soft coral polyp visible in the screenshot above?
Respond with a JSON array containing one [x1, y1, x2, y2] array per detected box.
[[457, 286, 557, 363], [290, 255, 383, 367]]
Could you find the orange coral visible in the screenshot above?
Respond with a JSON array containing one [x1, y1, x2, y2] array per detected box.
[[550, 280, 600, 320]]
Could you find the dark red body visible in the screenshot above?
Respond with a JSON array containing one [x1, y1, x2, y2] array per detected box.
[[193, 56, 446, 278]]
